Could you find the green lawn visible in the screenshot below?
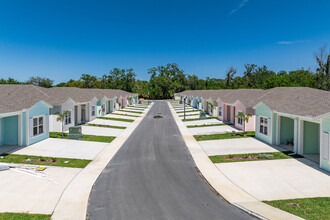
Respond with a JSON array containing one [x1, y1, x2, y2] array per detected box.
[[0, 154, 91, 168], [194, 131, 255, 141], [183, 117, 218, 121], [264, 197, 330, 220], [209, 151, 302, 163], [86, 123, 126, 129], [49, 132, 115, 143], [97, 117, 134, 122], [0, 213, 51, 220], [187, 123, 226, 128], [111, 113, 139, 117], [119, 110, 142, 114]]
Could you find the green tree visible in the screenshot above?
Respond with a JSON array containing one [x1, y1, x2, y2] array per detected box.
[[225, 66, 236, 88], [26, 76, 54, 88]]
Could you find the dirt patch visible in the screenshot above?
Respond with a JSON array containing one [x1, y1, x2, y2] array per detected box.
[[287, 203, 301, 208], [25, 158, 59, 164], [226, 155, 259, 160]]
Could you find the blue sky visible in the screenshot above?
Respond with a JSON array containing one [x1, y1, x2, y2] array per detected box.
[[0, 0, 329, 83]]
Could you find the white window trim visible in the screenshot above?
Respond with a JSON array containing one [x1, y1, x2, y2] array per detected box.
[[237, 111, 243, 125], [91, 106, 96, 116], [31, 115, 45, 138], [258, 116, 269, 136], [218, 106, 222, 117], [64, 111, 72, 125]]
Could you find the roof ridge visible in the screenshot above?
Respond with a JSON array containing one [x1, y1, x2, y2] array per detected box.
[[31, 85, 51, 98]]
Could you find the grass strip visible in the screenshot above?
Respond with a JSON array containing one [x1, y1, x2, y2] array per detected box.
[[0, 213, 51, 220], [187, 123, 226, 128], [98, 117, 134, 122], [86, 123, 126, 129], [49, 132, 115, 143], [183, 117, 218, 121], [209, 151, 302, 163], [0, 154, 91, 168], [111, 113, 139, 117], [264, 197, 330, 220], [119, 110, 143, 114], [194, 131, 255, 141]]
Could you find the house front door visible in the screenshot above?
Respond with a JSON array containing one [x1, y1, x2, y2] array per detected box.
[[81, 105, 86, 122], [74, 106, 78, 125]]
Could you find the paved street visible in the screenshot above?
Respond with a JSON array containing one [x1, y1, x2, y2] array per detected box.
[[88, 101, 252, 220]]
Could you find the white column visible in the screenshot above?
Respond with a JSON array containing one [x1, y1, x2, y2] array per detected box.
[[294, 118, 298, 154]]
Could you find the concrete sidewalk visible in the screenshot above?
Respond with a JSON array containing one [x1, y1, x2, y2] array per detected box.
[[168, 102, 302, 220], [199, 138, 286, 156], [51, 102, 154, 220]]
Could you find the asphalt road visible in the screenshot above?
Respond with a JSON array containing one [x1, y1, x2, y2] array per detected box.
[[87, 101, 253, 220]]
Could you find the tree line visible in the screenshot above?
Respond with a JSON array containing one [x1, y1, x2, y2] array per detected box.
[[1, 45, 330, 99]]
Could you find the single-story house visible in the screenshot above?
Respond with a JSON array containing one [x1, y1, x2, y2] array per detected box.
[[0, 85, 53, 147], [254, 87, 330, 172]]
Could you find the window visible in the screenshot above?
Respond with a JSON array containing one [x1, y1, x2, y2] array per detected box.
[[33, 116, 44, 136], [237, 112, 243, 125], [259, 116, 268, 135], [92, 106, 95, 116], [218, 106, 222, 117], [65, 111, 71, 125]]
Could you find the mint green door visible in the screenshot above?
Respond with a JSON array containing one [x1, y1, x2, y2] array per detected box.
[[3, 115, 18, 145], [280, 116, 294, 145], [303, 121, 320, 154]]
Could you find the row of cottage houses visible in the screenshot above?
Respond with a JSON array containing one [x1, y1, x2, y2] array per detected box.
[[175, 87, 330, 173], [0, 85, 138, 147]]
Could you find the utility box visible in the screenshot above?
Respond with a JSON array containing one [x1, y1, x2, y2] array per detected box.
[[138, 100, 142, 104], [179, 101, 183, 104], [200, 112, 207, 119], [68, 126, 82, 140]]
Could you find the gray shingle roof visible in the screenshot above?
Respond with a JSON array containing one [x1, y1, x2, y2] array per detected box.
[[257, 87, 330, 118], [0, 85, 52, 114], [0, 85, 135, 114]]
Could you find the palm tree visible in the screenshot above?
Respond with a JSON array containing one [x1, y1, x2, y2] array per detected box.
[[235, 112, 252, 136], [55, 110, 70, 138], [225, 66, 237, 88]]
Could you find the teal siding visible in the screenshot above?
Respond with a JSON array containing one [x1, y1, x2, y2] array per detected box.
[[272, 113, 278, 144], [255, 103, 273, 145], [280, 116, 294, 145], [22, 112, 26, 146], [303, 121, 320, 154], [0, 118, 4, 145], [28, 102, 50, 145]]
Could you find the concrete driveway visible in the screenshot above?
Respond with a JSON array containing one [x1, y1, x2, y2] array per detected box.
[[105, 113, 137, 120], [115, 111, 141, 116], [199, 138, 286, 156], [216, 158, 330, 201], [180, 115, 205, 120], [178, 112, 201, 116], [0, 166, 81, 214], [12, 138, 108, 160], [184, 119, 223, 126], [88, 118, 132, 127], [80, 125, 123, 137], [188, 125, 239, 135]]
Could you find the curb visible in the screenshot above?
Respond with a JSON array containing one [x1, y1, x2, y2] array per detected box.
[[51, 103, 154, 220], [167, 102, 303, 220]]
